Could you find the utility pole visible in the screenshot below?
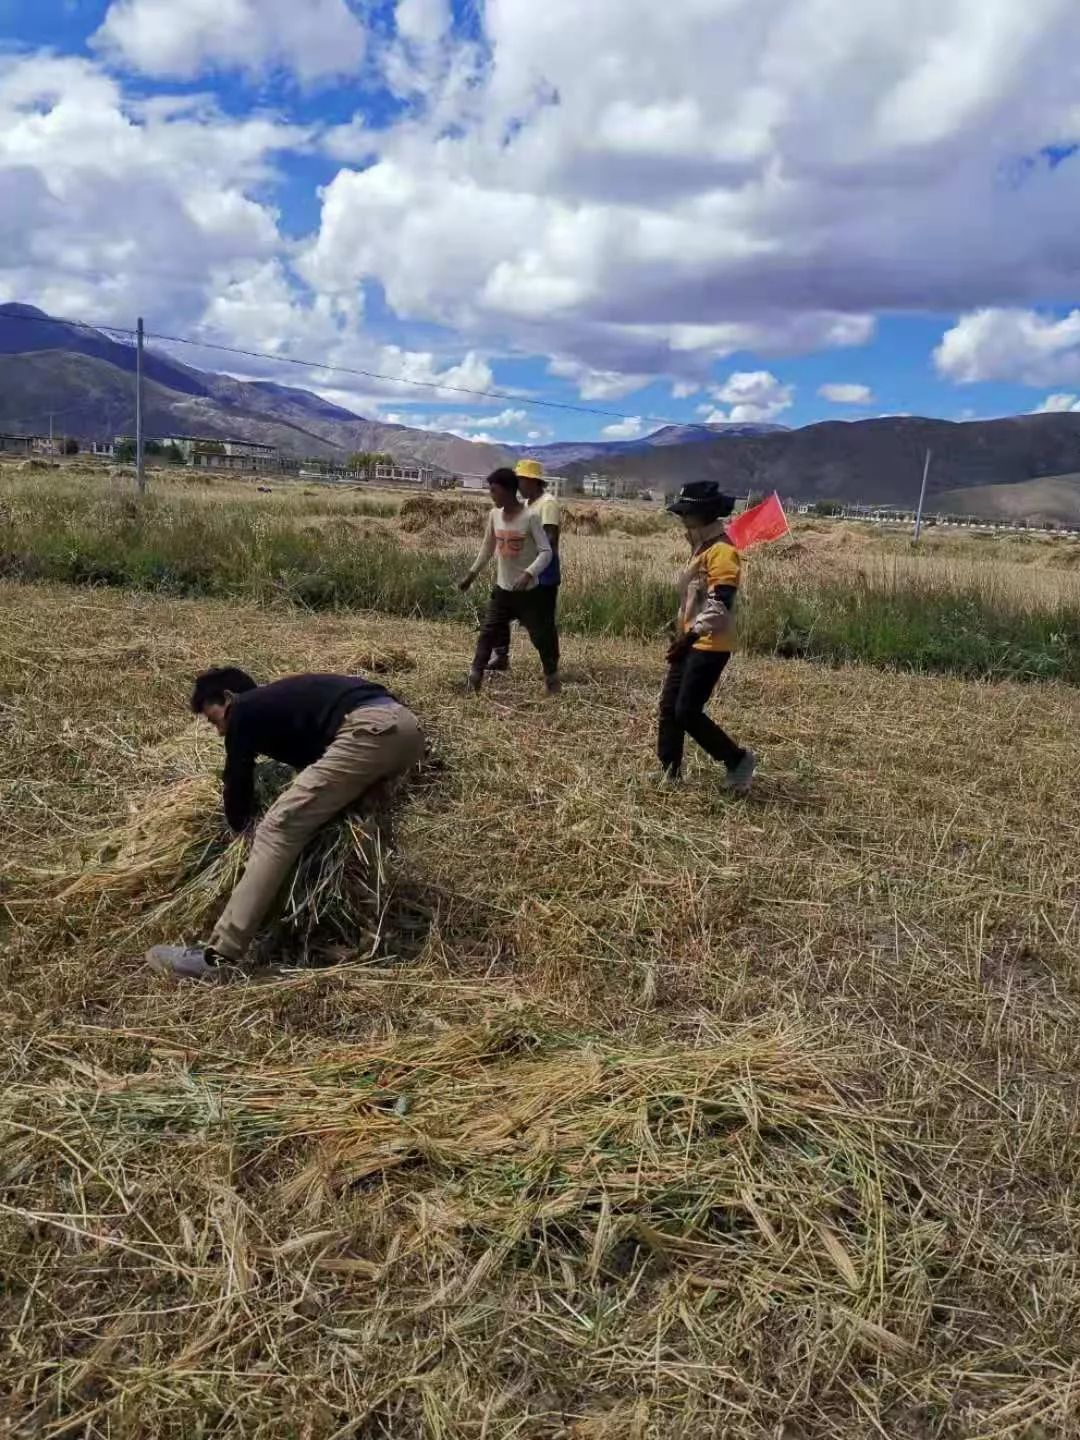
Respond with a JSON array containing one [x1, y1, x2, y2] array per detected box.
[[913, 448, 931, 544], [135, 316, 146, 495], [48, 411, 55, 457]]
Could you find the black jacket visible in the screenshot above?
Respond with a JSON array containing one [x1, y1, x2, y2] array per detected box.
[[222, 674, 394, 831]]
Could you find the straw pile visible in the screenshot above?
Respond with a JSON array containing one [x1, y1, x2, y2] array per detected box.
[[563, 506, 606, 535], [2, 1015, 940, 1436], [399, 492, 487, 537], [36, 733, 400, 963]]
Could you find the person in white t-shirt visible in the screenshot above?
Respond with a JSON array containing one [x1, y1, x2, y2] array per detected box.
[[485, 458, 563, 674], [459, 468, 560, 694]]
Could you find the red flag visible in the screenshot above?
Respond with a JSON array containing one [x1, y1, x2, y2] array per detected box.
[[726, 492, 790, 551]]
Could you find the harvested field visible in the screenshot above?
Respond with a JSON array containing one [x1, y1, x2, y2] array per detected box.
[[2, 581, 1079, 1438]]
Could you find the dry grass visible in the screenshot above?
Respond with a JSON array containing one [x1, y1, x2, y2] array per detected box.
[[388, 494, 1080, 611], [1, 577, 1080, 1437]]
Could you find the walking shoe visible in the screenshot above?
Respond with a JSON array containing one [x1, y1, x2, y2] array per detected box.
[[544, 674, 562, 696], [723, 749, 758, 793], [466, 670, 484, 694], [146, 943, 224, 980], [486, 651, 510, 673]]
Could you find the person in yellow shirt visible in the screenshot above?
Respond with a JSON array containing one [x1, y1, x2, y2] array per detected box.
[[658, 480, 757, 791], [485, 458, 562, 673]]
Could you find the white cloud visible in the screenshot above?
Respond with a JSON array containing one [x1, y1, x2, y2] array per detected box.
[[395, 0, 452, 45], [375, 345, 494, 400], [425, 406, 527, 430], [1034, 392, 1080, 412], [819, 382, 874, 404], [0, 56, 524, 428], [197, 261, 359, 356], [464, 407, 527, 429], [14, 0, 1080, 427], [449, 430, 500, 444], [935, 308, 1080, 385], [705, 370, 794, 423], [94, 0, 366, 83], [547, 358, 650, 400], [321, 118, 379, 164], [0, 54, 302, 327], [601, 416, 646, 440], [672, 380, 699, 399], [301, 0, 1080, 388]]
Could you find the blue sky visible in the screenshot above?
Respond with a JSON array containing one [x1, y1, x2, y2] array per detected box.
[[3, 0, 1080, 443]]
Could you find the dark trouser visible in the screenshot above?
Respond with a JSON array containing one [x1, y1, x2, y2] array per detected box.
[[473, 586, 559, 676], [489, 586, 560, 670], [657, 649, 744, 777]]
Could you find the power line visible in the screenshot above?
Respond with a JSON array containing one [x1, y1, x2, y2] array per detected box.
[[145, 327, 694, 426], [0, 306, 711, 431]]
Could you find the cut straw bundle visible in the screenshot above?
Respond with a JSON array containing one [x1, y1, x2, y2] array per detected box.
[[48, 733, 393, 959]]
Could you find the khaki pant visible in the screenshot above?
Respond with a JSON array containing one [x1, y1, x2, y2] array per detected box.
[[210, 702, 425, 961]]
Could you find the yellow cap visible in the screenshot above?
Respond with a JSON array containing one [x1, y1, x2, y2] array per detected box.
[[515, 458, 545, 481]]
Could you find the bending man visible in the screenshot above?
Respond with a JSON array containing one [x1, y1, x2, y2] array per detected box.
[[658, 481, 757, 790], [459, 467, 559, 695], [147, 668, 425, 979]]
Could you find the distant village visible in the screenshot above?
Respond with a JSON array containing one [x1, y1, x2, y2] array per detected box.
[[0, 427, 651, 497], [1, 427, 1075, 533]]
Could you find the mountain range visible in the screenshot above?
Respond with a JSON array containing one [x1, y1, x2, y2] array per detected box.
[[0, 304, 510, 473], [0, 304, 777, 477], [563, 412, 1080, 515], [3, 303, 1080, 518]]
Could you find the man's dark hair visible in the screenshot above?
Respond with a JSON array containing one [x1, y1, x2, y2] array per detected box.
[[486, 467, 519, 496], [189, 667, 258, 714]]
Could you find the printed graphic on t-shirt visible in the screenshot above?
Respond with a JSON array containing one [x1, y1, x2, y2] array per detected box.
[[495, 528, 525, 556]]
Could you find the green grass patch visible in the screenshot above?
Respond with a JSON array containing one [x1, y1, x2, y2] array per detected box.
[[3, 482, 1079, 682], [740, 567, 1080, 682]]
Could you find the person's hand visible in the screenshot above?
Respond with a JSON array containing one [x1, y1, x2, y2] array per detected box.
[[666, 634, 693, 664], [513, 573, 532, 591], [458, 573, 475, 593]]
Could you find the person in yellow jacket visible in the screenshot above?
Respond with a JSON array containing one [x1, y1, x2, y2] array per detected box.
[[484, 458, 562, 673], [658, 480, 757, 791]]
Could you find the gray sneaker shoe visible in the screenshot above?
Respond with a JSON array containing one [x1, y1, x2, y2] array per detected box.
[[466, 670, 484, 694], [146, 943, 222, 981], [723, 749, 757, 793], [486, 651, 510, 673]]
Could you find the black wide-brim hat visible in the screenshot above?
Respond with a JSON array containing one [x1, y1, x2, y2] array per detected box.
[[666, 480, 736, 518]]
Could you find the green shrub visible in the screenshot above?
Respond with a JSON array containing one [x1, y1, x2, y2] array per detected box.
[[3, 481, 1079, 683]]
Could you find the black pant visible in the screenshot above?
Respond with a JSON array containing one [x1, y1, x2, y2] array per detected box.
[[473, 586, 559, 676], [489, 586, 560, 669], [657, 649, 744, 777]]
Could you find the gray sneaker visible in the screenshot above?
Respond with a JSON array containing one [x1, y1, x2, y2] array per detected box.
[[146, 943, 222, 981], [466, 670, 484, 694], [723, 749, 758, 793]]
